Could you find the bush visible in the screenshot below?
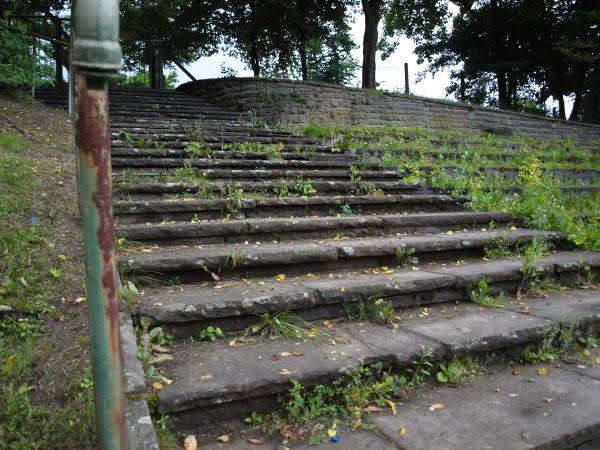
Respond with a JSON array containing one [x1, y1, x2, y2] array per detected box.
[[0, 20, 53, 90]]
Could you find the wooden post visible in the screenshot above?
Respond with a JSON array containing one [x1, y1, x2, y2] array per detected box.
[[404, 62, 409, 95]]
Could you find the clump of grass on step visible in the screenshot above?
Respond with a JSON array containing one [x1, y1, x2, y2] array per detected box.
[[519, 237, 558, 294], [468, 279, 507, 308], [436, 356, 485, 384], [242, 311, 322, 341]]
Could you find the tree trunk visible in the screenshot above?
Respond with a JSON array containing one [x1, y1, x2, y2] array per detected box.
[[557, 95, 565, 120], [299, 33, 308, 81], [361, 0, 382, 89], [497, 72, 509, 109], [569, 65, 587, 121], [250, 35, 260, 77]]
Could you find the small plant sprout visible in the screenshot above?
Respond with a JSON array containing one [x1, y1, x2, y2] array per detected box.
[[185, 141, 213, 159], [226, 185, 244, 214], [395, 247, 418, 267], [468, 279, 507, 308], [519, 237, 557, 294], [195, 326, 223, 342], [436, 356, 484, 384], [368, 297, 395, 325], [292, 177, 317, 196]]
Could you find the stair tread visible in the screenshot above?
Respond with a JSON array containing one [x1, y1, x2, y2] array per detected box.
[[154, 287, 600, 415], [137, 251, 600, 324], [120, 229, 565, 273]]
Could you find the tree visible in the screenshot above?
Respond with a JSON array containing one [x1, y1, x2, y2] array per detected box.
[[361, 0, 385, 89], [384, 0, 600, 122]]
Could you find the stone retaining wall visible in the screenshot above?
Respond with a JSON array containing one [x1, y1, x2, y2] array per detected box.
[[178, 78, 600, 142]]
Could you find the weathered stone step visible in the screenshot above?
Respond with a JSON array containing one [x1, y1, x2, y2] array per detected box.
[[153, 287, 600, 426], [115, 180, 432, 200], [110, 126, 305, 139], [119, 229, 566, 283], [115, 194, 470, 224], [138, 251, 600, 337], [114, 168, 401, 182], [111, 135, 324, 146], [113, 156, 366, 170], [111, 147, 338, 160], [116, 211, 511, 245], [370, 359, 600, 450]]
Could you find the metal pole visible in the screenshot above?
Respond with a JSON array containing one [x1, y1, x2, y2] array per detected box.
[[71, 0, 127, 447], [404, 62, 409, 95]]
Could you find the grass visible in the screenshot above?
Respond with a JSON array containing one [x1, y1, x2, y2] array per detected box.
[[0, 132, 96, 448], [241, 311, 323, 341], [468, 279, 507, 308], [286, 123, 599, 250]]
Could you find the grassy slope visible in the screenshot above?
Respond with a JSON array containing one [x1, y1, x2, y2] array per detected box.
[[0, 95, 95, 449]]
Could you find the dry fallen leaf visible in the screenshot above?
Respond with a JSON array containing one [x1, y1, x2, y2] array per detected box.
[[291, 351, 303, 357], [275, 274, 286, 281], [184, 435, 197, 450], [271, 354, 281, 361], [363, 405, 384, 414], [398, 426, 407, 436], [428, 403, 445, 411], [247, 437, 265, 445], [152, 382, 163, 390], [537, 367, 547, 376], [352, 419, 363, 430], [216, 435, 230, 443], [200, 373, 213, 380], [279, 369, 292, 376]]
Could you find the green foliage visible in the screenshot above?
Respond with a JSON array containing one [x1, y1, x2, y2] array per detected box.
[[436, 356, 484, 384], [520, 238, 557, 292], [367, 297, 395, 326], [195, 326, 223, 342], [396, 346, 434, 391], [468, 279, 507, 308], [395, 247, 418, 267], [337, 201, 354, 216], [0, 21, 54, 90], [522, 324, 576, 363], [292, 178, 317, 196], [113, 70, 178, 89], [484, 235, 513, 259], [185, 141, 213, 159], [226, 184, 244, 214]]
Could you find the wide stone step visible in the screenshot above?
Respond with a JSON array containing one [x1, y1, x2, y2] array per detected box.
[[137, 251, 600, 337], [112, 156, 367, 170], [116, 211, 511, 245], [119, 229, 566, 283], [150, 286, 600, 426], [111, 147, 338, 160], [115, 180, 432, 200], [115, 194, 471, 224], [113, 168, 401, 182]]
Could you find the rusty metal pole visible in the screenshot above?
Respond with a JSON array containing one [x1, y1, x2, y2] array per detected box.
[[72, 0, 128, 448]]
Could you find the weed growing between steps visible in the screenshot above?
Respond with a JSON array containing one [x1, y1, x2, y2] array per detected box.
[[283, 123, 600, 250], [247, 352, 433, 445], [241, 311, 324, 341], [0, 129, 95, 448], [468, 279, 508, 308]]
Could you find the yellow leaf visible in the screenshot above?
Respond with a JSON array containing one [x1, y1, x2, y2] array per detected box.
[[275, 274, 286, 281], [352, 419, 363, 430], [327, 428, 337, 438], [57, 254, 67, 261], [2, 355, 16, 376], [279, 368, 292, 377], [537, 367, 547, 376], [399, 426, 407, 436], [152, 382, 163, 390], [385, 399, 397, 416], [446, 230, 453, 235], [217, 435, 230, 443]]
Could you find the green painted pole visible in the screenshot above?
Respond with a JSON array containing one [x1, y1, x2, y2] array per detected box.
[[71, 0, 128, 448]]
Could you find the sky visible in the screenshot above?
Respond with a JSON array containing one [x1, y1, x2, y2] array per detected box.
[[172, 11, 454, 99], [172, 9, 569, 114]]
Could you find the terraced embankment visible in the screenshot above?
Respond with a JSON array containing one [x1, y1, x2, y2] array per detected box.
[[37, 86, 600, 449]]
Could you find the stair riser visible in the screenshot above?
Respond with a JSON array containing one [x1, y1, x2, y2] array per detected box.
[[115, 203, 467, 225], [124, 247, 519, 285], [117, 220, 510, 246]]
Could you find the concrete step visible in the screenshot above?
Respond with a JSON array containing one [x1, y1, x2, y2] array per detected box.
[[111, 147, 340, 160], [112, 157, 371, 170], [137, 251, 600, 337], [114, 168, 402, 182], [148, 286, 600, 427], [116, 211, 512, 245], [114, 180, 433, 200], [119, 229, 566, 283], [114, 194, 471, 224]]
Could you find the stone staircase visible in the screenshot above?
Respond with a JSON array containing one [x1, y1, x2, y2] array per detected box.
[[39, 87, 600, 446]]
